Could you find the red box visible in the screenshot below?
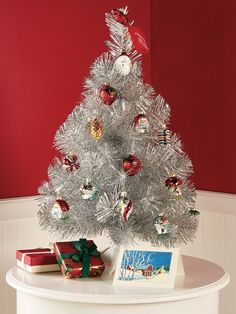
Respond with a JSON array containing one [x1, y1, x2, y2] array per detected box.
[[54, 240, 105, 279], [16, 248, 60, 273]]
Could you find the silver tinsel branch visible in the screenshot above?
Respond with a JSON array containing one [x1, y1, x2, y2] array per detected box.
[[37, 7, 199, 247]]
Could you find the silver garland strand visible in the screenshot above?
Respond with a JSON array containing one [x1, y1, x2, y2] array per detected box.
[[37, 7, 199, 247]]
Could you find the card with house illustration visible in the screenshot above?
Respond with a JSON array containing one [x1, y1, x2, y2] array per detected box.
[[113, 245, 180, 288]]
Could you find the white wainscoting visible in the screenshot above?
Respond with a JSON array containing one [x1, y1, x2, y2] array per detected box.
[[0, 191, 235, 314]]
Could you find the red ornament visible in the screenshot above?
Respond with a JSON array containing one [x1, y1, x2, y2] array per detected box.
[[55, 199, 69, 211], [128, 26, 149, 55], [100, 84, 117, 106], [51, 199, 69, 220], [123, 200, 133, 221], [111, 9, 129, 26], [115, 192, 133, 221], [123, 154, 141, 176], [63, 155, 80, 172], [165, 176, 183, 187]]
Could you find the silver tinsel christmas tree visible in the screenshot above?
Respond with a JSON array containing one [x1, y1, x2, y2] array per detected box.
[[38, 7, 199, 247]]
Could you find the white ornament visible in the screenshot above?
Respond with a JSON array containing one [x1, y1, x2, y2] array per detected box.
[[113, 55, 132, 76], [154, 215, 171, 235], [51, 200, 69, 220], [79, 179, 98, 200]]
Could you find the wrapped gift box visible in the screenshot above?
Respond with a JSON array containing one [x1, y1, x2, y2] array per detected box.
[[54, 239, 105, 279], [16, 248, 60, 273]]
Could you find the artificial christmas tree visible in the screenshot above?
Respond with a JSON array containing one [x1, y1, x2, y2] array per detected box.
[[38, 7, 199, 248]]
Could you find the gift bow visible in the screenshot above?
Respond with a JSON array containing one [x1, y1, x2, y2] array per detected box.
[[57, 239, 100, 278]]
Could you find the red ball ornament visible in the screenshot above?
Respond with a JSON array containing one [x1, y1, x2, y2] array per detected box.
[[100, 84, 117, 106], [128, 26, 149, 55], [111, 9, 129, 26], [123, 154, 141, 176], [165, 176, 183, 187]]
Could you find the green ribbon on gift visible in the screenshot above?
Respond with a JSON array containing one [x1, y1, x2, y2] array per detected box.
[[57, 239, 100, 278]]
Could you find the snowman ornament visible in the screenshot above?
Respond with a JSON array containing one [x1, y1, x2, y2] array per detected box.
[[154, 214, 171, 235], [113, 54, 132, 76]]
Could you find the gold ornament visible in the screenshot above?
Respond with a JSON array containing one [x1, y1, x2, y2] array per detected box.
[[89, 118, 104, 141]]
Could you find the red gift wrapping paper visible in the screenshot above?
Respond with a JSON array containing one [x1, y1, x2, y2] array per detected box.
[[54, 240, 105, 279]]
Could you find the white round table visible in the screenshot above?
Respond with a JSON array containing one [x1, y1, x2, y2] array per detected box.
[[6, 255, 229, 314]]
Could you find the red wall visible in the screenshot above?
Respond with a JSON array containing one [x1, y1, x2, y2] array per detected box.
[[151, 0, 236, 194], [0, 0, 151, 198], [1, 1, 235, 198]]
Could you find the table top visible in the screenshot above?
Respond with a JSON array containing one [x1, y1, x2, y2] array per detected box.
[[6, 255, 229, 305]]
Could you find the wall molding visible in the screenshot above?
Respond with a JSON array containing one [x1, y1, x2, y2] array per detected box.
[[0, 190, 235, 221], [0, 196, 38, 221], [195, 190, 236, 215]]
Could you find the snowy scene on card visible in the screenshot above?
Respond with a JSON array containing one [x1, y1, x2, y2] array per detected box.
[[118, 250, 172, 283]]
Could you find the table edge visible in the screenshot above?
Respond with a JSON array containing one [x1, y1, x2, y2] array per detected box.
[[6, 261, 230, 304]]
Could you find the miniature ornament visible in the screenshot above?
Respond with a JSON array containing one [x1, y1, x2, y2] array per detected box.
[[165, 176, 183, 188], [79, 178, 98, 201], [158, 129, 171, 145], [188, 209, 200, 217], [123, 154, 141, 176], [63, 155, 80, 172], [165, 176, 183, 200], [128, 26, 149, 55], [113, 54, 132, 76], [115, 192, 133, 221], [100, 84, 117, 106], [89, 118, 104, 141], [51, 199, 69, 220], [171, 186, 182, 199], [133, 113, 150, 133], [121, 99, 126, 111], [154, 214, 171, 235], [111, 8, 129, 26]]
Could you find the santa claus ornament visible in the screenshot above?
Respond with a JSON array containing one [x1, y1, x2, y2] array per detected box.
[[113, 54, 132, 76], [51, 199, 69, 220], [123, 154, 141, 176], [133, 113, 150, 133], [115, 191, 133, 221], [165, 175, 183, 199], [100, 84, 117, 106]]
